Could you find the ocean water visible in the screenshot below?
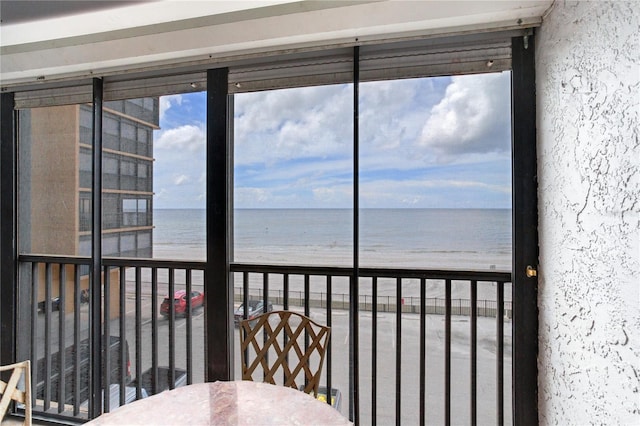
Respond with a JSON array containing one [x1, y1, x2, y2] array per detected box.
[[153, 208, 512, 271]]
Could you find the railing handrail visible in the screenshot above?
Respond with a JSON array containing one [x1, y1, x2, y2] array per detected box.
[[19, 255, 513, 423], [231, 262, 512, 282], [18, 254, 206, 270], [103, 257, 205, 270], [18, 254, 91, 265]]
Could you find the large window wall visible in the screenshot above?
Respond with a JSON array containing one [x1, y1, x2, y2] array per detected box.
[[230, 69, 514, 423], [13, 87, 208, 419], [2, 29, 538, 424]]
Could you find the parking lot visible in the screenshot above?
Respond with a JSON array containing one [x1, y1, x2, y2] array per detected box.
[[34, 280, 512, 424], [125, 284, 512, 425]]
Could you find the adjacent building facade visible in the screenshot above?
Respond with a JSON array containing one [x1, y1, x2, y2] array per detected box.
[[20, 98, 158, 313]]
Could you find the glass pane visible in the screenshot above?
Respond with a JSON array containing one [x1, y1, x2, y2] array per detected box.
[[101, 97, 162, 258], [359, 73, 512, 270], [151, 92, 207, 261], [18, 104, 92, 256], [17, 102, 97, 419], [233, 84, 354, 266], [359, 72, 513, 425], [232, 84, 353, 412], [123, 199, 137, 212], [103, 92, 208, 389]]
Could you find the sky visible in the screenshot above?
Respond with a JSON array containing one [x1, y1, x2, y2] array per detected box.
[[152, 71, 512, 209]]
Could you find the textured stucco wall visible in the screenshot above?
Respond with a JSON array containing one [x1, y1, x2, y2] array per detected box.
[[536, 1, 640, 424]]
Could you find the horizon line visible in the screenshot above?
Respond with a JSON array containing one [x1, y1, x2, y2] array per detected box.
[[153, 206, 513, 210]]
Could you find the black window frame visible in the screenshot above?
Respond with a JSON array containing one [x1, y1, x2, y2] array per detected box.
[[0, 30, 538, 425]]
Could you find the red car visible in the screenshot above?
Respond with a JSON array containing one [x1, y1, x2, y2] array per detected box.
[[160, 290, 204, 318]]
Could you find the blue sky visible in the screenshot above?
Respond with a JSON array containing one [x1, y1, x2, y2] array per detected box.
[[153, 71, 512, 209]]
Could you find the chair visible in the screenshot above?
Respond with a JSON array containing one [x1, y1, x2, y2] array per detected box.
[[239, 310, 330, 396], [0, 360, 32, 426]]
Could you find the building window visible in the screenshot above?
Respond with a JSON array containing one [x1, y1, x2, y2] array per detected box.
[[79, 106, 93, 144], [79, 149, 92, 188], [137, 127, 150, 156], [123, 198, 148, 226], [104, 156, 119, 174], [138, 127, 148, 144], [104, 114, 120, 151], [138, 231, 151, 248], [103, 234, 119, 255], [79, 149, 91, 172], [79, 197, 91, 231], [139, 163, 148, 178], [104, 115, 119, 135], [121, 160, 136, 176], [122, 122, 136, 140], [79, 106, 93, 128], [121, 233, 136, 252]]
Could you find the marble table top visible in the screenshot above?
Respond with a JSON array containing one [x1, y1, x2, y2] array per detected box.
[[86, 381, 352, 425]]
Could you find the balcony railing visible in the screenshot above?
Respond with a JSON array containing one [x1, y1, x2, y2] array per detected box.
[[231, 263, 512, 425], [14, 255, 512, 425]]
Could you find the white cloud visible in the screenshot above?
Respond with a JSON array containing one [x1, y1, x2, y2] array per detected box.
[[160, 95, 182, 120], [153, 75, 512, 208], [234, 77, 496, 173], [234, 187, 272, 204], [155, 124, 205, 152], [419, 72, 511, 160], [234, 85, 352, 165], [360, 79, 436, 152], [312, 185, 352, 204], [359, 177, 511, 208], [174, 174, 190, 185], [154, 188, 169, 200], [159, 94, 183, 120]]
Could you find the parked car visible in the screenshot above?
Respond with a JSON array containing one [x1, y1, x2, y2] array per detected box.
[[296, 385, 342, 412], [160, 290, 204, 318], [35, 335, 131, 407], [38, 297, 61, 312], [234, 299, 274, 326], [38, 290, 89, 313], [316, 386, 342, 412]]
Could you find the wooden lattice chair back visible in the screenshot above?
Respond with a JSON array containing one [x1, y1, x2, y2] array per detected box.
[[0, 360, 32, 426], [239, 310, 331, 396]]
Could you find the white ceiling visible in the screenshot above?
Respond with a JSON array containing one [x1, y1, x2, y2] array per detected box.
[[0, 0, 554, 88], [0, 1, 148, 25]]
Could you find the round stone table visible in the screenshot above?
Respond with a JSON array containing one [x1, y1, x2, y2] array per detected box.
[[86, 381, 352, 425]]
